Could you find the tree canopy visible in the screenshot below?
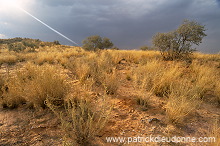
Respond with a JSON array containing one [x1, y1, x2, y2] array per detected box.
[[82, 35, 113, 51], [152, 19, 206, 60]]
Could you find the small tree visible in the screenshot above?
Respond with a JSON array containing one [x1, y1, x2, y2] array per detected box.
[[111, 46, 120, 50], [140, 45, 150, 51], [53, 40, 60, 45], [82, 35, 113, 51], [152, 19, 206, 60]]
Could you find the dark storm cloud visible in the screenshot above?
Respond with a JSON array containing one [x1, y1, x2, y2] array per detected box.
[[61, 0, 193, 49], [1, 0, 219, 53], [217, 0, 220, 5], [38, 0, 116, 7], [38, 0, 75, 7], [49, 0, 192, 48]]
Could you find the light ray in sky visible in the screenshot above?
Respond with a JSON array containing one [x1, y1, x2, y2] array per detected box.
[[18, 7, 80, 46]]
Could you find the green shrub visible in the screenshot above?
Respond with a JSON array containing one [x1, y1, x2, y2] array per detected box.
[[82, 35, 113, 51], [140, 45, 150, 51], [8, 42, 26, 52], [152, 19, 206, 60]]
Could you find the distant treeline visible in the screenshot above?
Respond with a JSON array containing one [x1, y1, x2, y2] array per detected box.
[[0, 37, 60, 52]]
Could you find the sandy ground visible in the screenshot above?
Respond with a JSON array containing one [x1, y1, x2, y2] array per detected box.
[[0, 107, 62, 146], [1, 88, 219, 146]]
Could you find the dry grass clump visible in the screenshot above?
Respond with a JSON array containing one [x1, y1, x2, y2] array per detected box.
[[215, 83, 220, 105], [0, 74, 5, 101], [165, 81, 200, 124], [0, 48, 37, 65], [132, 59, 164, 90], [0, 54, 18, 65], [135, 92, 150, 111], [33, 46, 86, 65], [132, 60, 183, 97], [34, 52, 57, 65], [67, 51, 119, 94], [47, 90, 111, 145], [194, 52, 220, 63], [131, 55, 219, 124], [109, 50, 160, 65], [189, 62, 218, 99], [151, 63, 184, 97], [1, 63, 69, 108], [98, 51, 116, 73], [1, 73, 26, 108], [102, 71, 119, 95], [23, 63, 69, 108], [60, 47, 86, 58], [132, 55, 219, 103], [131, 57, 215, 125], [16, 52, 37, 62], [67, 56, 93, 82]]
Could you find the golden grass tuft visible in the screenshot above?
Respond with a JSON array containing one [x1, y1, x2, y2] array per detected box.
[[151, 63, 184, 97], [165, 81, 201, 124], [34, 52, 57, 65], [47, 90, 111, 145], [190, 62, 218, 99], [132, 60, 183, 97], [109, 50, 161, 64], [132, 59, 163, 90], [215, 82, 220, 105], [102, 71, 119, 95], [66, 51, 119, 94], [0, 54, 18, 65], [1, 73, 26, 108], [1, 63, 69, 108], [0, 74, 5, 104]]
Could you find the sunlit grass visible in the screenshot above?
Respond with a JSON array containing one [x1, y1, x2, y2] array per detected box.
[[1, 63, 69, 108], [0, 44, 220, 144]]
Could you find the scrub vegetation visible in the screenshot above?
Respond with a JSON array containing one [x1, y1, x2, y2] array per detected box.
[[0, 21, 219, 145]]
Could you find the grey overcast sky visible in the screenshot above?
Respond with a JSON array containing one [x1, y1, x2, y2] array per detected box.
[[0, 0, 220, 53]]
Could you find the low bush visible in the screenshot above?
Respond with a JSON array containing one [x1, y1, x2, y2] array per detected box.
[[8, 42, 26, 52], [82, 35, 113, 51], [152, 20, 206, 61], [47, 94, 110, 145]]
